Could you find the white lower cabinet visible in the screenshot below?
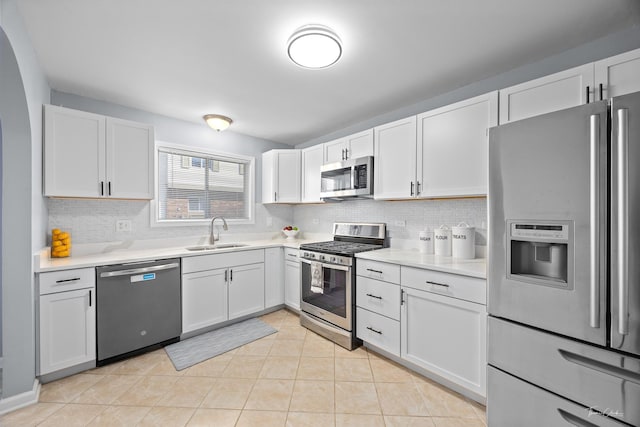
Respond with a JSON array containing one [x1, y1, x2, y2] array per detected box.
[[264, 247, 284, 308], [182, 268, 228, 333], [284, 248, 300, 310], [356, 307, 400, 356], [38, 268, 96, 376], [228, 263, 265, 320], [181, 249, 265, 334], [401, 285, 487, 397]]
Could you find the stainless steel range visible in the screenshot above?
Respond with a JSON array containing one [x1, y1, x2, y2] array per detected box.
[[299, 222, 386, 350]]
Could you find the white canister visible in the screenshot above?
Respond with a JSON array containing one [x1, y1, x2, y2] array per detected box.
[[418, 230, 434, 254], [451, 222, 476, 259], [434, 225, 452, 256]]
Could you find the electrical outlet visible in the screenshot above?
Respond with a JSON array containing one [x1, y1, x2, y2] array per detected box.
[[116, 220, 132, 232], [394, 220, 406, 227], [312, 218, 319, 225]]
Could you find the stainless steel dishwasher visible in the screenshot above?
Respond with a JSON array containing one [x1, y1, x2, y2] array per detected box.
[[96, 258, 181, 365]]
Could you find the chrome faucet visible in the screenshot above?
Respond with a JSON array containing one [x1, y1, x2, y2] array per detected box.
[[209, 217, 229, 244]]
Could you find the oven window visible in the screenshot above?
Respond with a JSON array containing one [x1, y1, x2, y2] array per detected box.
[[301, 263, 347, 318]]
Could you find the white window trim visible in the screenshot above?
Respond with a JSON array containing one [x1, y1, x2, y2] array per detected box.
[[150, 140, 256, 227]]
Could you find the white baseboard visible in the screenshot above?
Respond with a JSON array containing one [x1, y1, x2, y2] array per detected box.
[[0, 379, 41, 415]]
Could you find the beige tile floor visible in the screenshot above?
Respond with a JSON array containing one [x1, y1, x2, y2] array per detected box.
[[1, 309, 486, 427]]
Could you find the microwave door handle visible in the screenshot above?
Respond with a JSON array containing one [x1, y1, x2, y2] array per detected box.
[[617, 108, 629, 335], [589, 114, 600, 329], [351, 166, 356, 190]]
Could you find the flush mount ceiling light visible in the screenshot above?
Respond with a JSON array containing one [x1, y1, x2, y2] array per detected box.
[[203, 114, 233, 131], [287, 24, 342, 69]]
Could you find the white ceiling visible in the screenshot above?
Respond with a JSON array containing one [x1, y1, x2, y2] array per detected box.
[[16, 0, 640, 145]]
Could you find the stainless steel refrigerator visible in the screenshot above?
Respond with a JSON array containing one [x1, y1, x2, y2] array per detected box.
[[488, 91, 640, 427]]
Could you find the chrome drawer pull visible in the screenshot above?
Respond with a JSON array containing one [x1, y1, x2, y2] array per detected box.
[[365, 293, 382, 300], [366, 268, 383, 274], [366, 326, 382, 335], [55, 277, 81, 283], [427, 280, 449, 288]]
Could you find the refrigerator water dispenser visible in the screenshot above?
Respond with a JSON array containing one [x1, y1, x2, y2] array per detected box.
[[507, 221, 572, 289]]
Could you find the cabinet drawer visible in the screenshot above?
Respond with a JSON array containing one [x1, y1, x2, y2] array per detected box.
[[356, 276, 401, 320], [356, 307, 400, 356], [183, 249, 264, 274], [401, 266, 485, 305], [356, 259, 400, 284], [284, 248, 299, 262], [39, 268, 95, 295]]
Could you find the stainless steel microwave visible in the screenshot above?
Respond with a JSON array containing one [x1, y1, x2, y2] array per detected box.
[[320, 156, 373, 200]]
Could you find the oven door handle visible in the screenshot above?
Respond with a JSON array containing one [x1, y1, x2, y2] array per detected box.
[[299, 258, 351, 272]]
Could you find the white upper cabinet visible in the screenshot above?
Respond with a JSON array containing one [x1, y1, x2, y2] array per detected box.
[[262, 149, 301, 203], [418, 92, 498, 197], [301, 144, 324, 203], [499, 64, 594, 125], [44, 105, 154, 199], [595, 47, 640, 100], [324, 129, 374, 164], [373, 116, 417, 200]]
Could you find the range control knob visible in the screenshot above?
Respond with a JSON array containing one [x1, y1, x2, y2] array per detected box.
[[331, 257, 337, 263], [320, 255, 326, 261], [303, 252, 309, 258]]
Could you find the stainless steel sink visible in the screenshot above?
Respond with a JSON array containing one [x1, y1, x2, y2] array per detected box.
[[185, 243, 248, 251]]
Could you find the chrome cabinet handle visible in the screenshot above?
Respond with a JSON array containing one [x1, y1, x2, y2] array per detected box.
[[410, 181, 414, 196], [599, 83, 604, 101], [617, 108, 629, 335], [224, 270, 228, 282], [100, 181, 104, 196], [416, 181, 421, 196], [366, 268, 383, 274], [589, 114, 600, 329], [230, 269, 233, 282], [89, 290, 92, 307], [274, 192, 277, 202], [344, 148, 349, 159], [365, 293, 382, 300], [108, 181, 112, 196], [427, 280, 450, 288], [366, 326, 382, 335]]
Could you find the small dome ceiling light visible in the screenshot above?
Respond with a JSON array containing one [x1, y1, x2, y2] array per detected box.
[[287, 24, 342, 69], [203, 114, 233, 131]]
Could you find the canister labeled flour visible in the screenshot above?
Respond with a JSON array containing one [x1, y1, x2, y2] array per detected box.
[[434, 225, 452, 256], [452, 222, 475, 259]]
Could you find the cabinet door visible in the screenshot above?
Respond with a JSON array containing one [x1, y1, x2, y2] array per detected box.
[[276, 150, 301, 203], [324, 138, 348, 164], [373, 116, 417, 199], [264, 247, 284, 308], [284, 258, 300, 310], [418, 92, 498, 198], [401, 286, 486, 397], [228, 263, 265, 320], [106, 118, 154, 199], [39, 288, 96, 375], [301, 145, 324, 203], [499, 64, 594, 124], [345, 129, 374, 159], [44, 105, 105, 197], [595, 47, 640, 100], [182, 268, 228, 333], [261, 150, 276, 203]]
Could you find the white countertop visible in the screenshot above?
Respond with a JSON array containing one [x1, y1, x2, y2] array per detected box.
[[36, 238, 320, 273], [356, 248, 486, 279]]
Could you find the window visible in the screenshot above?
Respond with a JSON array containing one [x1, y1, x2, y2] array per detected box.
[[155, 143, 255, 224]]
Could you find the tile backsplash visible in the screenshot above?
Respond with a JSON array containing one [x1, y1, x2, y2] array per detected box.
[[47, 199, 294, 244], [293, 198, 487, 251], [47, 197, 487, 254]]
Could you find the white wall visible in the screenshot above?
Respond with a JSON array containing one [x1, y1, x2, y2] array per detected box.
[[0, 0, 50, 400]]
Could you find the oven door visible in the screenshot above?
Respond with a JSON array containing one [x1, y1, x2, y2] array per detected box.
[[300, 258, 352, 331]]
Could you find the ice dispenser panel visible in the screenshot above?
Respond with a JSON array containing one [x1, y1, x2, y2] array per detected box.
[[507, 221, 573, 289]]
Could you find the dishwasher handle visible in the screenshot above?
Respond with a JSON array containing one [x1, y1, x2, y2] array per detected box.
[[99, 262, 179, 278]]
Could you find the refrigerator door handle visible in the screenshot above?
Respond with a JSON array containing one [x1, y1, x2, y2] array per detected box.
[[617, 108, 630, 335], [589, 114, 600, 329]]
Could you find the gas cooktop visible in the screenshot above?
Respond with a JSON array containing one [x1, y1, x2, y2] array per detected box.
[[299, 240, 383, 257]]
